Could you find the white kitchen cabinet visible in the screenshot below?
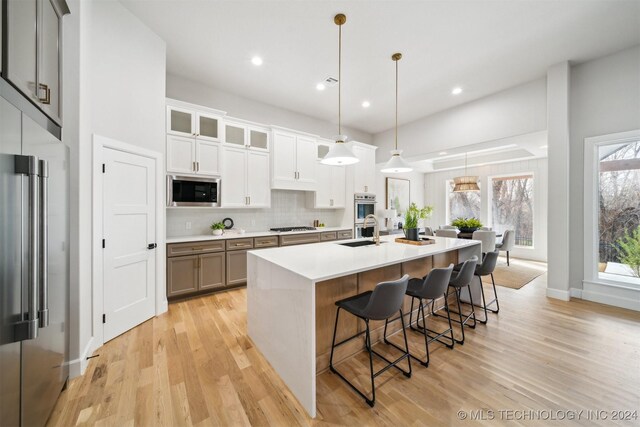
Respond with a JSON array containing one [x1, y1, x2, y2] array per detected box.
[[224, 119, 270, 151], [352, 143, 377, 194], [307, 141, 346, 209], [221, 146, 270, 208], [6, 0, 68, 124], [168, 104, 223, 140], [271, 129, 317, 191], [167, 134, 221, 176]]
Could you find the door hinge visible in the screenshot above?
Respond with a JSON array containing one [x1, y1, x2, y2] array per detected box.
[[102, 314, 106, 324], [102, 239, 105, 248], [102, 163, 105, 173]]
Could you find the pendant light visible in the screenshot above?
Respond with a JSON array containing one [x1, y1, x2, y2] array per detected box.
[[321, 13, 359, 166], [452, 153, 480, 192], [381, 53, 413, 173]]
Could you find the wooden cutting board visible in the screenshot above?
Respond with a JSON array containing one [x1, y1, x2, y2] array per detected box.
[[395, 238, 436, 246]]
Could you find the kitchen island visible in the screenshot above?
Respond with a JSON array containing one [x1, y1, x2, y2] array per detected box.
[[247, 235, 481, 417]]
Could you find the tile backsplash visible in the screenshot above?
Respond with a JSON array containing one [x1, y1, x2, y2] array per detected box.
[[167, 190, 347, 237]]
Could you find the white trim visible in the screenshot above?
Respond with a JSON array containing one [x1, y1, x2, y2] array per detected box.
[[91, 134, 167, 352], [583, 129, 640, 290], [67, 336, 97, 378], [546, 287, 570, 301], [569, 287, 582, 298], [581, 280, 640, 311], [166, 97, 227, 117]]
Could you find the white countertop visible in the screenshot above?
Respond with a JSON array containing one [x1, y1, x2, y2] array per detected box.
[[166, 226, 351, 244], [248, 235, 480, 282]]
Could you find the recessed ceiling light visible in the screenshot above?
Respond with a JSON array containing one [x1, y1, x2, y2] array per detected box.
[[451, 87, 463, 95], [362, 101, 370, 108], [439, 151, 447, 155], [251, 56, 263, 66], [316, 83, 326, 91]]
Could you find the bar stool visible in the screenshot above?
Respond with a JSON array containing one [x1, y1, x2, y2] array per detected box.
[[454, 250, 500, 324], [329, 275, 411, 407], [433, 256, 478, 345], [386, 265, 455, 367]]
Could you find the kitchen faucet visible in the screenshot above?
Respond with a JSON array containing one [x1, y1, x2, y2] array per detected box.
[[363, 214, 380, 246]]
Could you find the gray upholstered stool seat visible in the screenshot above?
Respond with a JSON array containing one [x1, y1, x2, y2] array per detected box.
[[330, 275, 412, 407]]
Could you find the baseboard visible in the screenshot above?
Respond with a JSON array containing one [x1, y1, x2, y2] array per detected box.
[[570, 288, 582, 298], [68, 336, 97, 378], [580, 283, 640, 311], [158, 298, 168, 315], [546, 287, 570, 301]]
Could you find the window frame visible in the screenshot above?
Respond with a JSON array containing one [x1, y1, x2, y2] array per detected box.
[[487, 172, 536, 250], [584, 130, 640, 289]]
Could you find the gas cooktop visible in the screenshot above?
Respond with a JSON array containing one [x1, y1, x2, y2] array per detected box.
[[270, 226, 317, 232]]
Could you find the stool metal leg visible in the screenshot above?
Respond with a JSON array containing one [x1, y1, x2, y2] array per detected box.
[[365, 320, 375, 407], [486, 273, 500, 313], [477, 274, 489, 324]]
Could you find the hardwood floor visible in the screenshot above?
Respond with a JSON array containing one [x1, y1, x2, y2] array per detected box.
[[48, 268, 640, 426]]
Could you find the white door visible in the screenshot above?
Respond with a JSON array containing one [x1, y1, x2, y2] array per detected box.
[[221, 146, 247, 207], [247, 150, 270, 207], [196, 140, 220, 175], [103, 148, 156, 341], [167, 135, 195, 174], [296, 136, 317, 184], [272, 132, 296, 183]]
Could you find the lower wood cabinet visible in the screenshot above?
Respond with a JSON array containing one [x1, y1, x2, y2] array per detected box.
[[199, 252, 226, 290], [226, 249, 248, 286], [167, 229, 353, 299], [167, 255, 199, 297]]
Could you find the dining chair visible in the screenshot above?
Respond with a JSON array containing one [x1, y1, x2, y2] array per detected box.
[[471, 230, 496, 254], [435, 229, 458, 238], [496, 230, 515, 266]]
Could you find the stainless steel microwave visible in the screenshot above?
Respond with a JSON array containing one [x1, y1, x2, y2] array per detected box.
[[167, 175, 221, 207]]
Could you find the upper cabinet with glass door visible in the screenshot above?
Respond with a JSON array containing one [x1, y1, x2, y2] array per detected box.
[[5, 0, 70, 125], [166, 101, 225, 141], [224, 118, 269, 151]]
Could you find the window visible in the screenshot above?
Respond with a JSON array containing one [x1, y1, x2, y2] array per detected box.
[[598, 140, 640, 281], [490, 175, 534, 247], [447, 180, 481, 223]]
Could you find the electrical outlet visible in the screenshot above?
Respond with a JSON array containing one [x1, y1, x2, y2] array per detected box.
[[186, 221, 192, 230]]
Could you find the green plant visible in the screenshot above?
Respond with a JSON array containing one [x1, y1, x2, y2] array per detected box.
[[403, 203, 434, 229], [210, 222, 225, 231], [451, 217, 483, 229], [617, 226, 640, 277]]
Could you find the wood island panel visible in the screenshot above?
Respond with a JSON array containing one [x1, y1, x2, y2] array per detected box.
[[434, 250, 458, 268]]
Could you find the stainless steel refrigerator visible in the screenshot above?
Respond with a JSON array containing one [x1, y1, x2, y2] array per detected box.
[[0, 90, 69, 426]]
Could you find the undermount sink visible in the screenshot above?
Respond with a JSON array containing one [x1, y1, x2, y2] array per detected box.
[[338, 240, 385, 248]]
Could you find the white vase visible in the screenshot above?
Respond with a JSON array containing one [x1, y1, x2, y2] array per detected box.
[[212, 229, 223, 236]]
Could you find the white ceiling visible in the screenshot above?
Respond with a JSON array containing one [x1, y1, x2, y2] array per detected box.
[[120, 0, 640, 135]]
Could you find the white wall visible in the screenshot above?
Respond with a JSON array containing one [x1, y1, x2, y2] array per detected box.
[[166, 74, 373, 144], [373, 78, 547, 163], [423, 158, 548, 262], [66, 0, 166, 376], [568, 46, 640, 299]]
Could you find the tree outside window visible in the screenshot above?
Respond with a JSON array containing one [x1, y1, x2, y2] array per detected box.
[[447, 180, 481, 223], [598, 141, 640, 278], [490, 175, 534, 247]]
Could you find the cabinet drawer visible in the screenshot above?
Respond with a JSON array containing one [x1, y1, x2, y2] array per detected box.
[[320, 231, 337, 241], [167, 240, 225, 257], [254, 236, 279, 248], [226, 238, 254, 251], [337, 230, 353, 240], [279, 233, 321, 247]]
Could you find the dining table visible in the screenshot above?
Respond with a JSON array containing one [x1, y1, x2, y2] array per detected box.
[[457, 231, 502, 239]]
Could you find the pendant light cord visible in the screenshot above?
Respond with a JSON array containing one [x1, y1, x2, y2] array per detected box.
[[395, 58, 398, 151], [338, 22, 342, 136]]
